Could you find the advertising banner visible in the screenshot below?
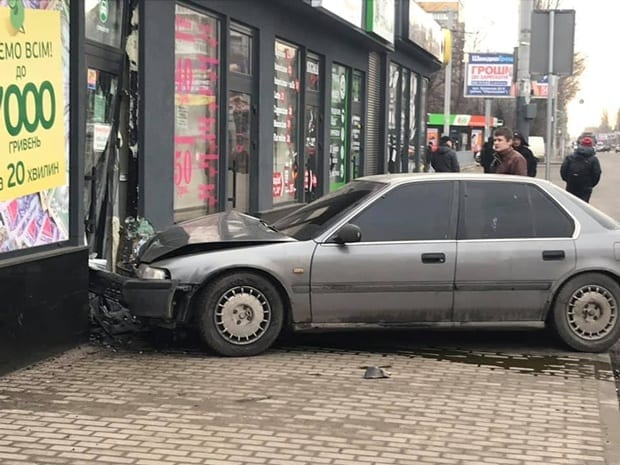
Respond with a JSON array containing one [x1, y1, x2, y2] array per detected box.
[[0, 1, 70, 253], [531, 75, 549, 98], [365, 0, 395, 44], [464, 53, 514, 98]]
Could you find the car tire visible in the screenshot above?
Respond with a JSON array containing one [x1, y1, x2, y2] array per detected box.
[[196, 272, 284, 356], [551, 273, 620, 352]]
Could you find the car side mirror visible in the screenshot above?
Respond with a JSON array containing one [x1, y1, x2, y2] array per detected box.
[[332, 223, 362, 244]]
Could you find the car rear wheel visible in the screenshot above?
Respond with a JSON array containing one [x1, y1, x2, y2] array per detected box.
[[196, 272, 284, 356], [551, 273, 620, 352]]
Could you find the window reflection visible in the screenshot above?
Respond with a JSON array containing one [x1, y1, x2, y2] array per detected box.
[[230, 27, 252, 74], [85, 0, 124, 48]]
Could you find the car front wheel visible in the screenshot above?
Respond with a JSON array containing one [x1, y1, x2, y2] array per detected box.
[[196, 272, 284, 356], [551, 273, 620, 352]]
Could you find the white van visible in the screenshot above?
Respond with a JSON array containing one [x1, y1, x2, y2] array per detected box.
[[528, 136, 546, 162]]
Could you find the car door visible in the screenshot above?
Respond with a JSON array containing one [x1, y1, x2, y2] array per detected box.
[[453, 180, 577, 322], [310, 180, 458, 323]]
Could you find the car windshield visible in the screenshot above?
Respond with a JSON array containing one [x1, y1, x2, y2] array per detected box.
[[272, 180, 385, 240]]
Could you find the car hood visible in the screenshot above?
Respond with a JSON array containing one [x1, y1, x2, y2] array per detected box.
[[137, 211, 294, 264]]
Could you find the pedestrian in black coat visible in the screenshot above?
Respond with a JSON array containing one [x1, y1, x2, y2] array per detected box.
[[431, 136, 460, 173], [480, 136, 495, 173], [560, 136, 602, 203], [512, 131, 537, 177]]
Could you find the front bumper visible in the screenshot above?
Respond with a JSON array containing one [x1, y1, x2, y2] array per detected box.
[[89, 268, 181, 320]]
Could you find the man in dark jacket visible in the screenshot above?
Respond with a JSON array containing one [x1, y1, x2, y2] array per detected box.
[[512, 131, 537, 177], [560, 136, 602, 203], [431, 135, 460, 172]]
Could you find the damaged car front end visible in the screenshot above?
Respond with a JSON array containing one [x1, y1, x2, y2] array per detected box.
[[89, 211, 296, 332]]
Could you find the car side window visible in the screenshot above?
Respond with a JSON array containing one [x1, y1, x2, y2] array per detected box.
[[528, 185, 574, 237], [460, 181, 533, 239], [350, 181, 455, 242]]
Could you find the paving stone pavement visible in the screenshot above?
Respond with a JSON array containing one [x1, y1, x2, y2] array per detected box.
[[0, 338, 618, 465]]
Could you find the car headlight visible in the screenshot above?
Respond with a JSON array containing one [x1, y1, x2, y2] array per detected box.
[[136, 264, 169, 280]]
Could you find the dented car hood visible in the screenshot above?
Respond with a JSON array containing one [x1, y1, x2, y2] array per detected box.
[[137, 211, 294, 264]]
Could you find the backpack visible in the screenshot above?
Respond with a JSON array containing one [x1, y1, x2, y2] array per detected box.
[[567, 156, 592, 189]]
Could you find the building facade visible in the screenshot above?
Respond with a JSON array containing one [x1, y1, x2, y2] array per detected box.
[[0, 0, 445, 372]]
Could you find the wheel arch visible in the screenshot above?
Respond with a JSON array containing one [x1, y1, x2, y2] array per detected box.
[[188, 266, 293, 327], [544, 268, 620, 322]]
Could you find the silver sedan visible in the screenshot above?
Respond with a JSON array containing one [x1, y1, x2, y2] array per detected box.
[[113, 173, 620, 356]]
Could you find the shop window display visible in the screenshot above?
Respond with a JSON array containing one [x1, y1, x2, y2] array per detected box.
[[273, 40, 299, 204], [174, 5, 220, 221], [329, 63, 350, 191]]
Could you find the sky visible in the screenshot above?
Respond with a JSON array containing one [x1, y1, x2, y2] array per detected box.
[[460, 0, 620, 137]]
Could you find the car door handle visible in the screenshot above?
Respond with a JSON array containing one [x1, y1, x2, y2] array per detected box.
[[542, 250, 565, 261], [421, 253, 446, 264]]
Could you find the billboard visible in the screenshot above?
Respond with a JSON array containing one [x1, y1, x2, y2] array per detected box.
[[464, 53, 514, 98], [0, 1, 70, 253]]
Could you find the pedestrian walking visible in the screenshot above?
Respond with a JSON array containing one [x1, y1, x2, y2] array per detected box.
[[560, 136, 601, 203], [512, 131, 537, 177], [431, 135, 460, 173], [492, 127, 527, 176]]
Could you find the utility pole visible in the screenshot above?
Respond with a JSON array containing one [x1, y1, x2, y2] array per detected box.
[[516, 0, 534, 137], [442, 12, 455, 137]]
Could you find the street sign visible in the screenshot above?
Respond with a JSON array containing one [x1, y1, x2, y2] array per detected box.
[[530, 10, 575, 76]]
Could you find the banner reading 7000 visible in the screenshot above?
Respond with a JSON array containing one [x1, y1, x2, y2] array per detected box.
[[0, 1, 69, 253]]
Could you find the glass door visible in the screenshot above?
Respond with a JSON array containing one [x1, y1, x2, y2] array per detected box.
[[227, 92, 251, 212], [227, 23, 255, 213], [84, 67, 118, 242], [329, 63, 350, 191]]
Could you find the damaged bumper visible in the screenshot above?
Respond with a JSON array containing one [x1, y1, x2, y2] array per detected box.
[[89, 267, 182, 320]]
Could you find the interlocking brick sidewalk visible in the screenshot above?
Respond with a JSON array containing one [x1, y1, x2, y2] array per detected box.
[[0, 339, 618, 465]]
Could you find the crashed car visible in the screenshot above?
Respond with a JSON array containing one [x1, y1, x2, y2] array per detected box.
[[98, 173, 620, 356]]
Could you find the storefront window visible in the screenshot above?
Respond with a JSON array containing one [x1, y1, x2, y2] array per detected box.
[[409, 73, 418, 172], [174, 5, 220, 221], [351, 71, 364, 180], [304, 54, 320, 202], [85, 0, 124, 48], [273, 40, 300, 204], [230, 26, 252, 75], [387, 63, 399, 173], [0, 0, 71, 254], [329, 63, 350, 191]]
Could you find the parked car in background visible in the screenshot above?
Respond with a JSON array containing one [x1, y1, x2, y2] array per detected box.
[[528, 136, 546, 162], [95, 174, 620, 357]]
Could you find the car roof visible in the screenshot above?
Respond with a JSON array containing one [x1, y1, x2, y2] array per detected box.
[[357, 172, 556, 187]]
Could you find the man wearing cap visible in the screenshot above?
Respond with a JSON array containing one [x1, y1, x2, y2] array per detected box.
[[492, 127, 527, 176], [560, 136, 601, 203], [431, 135, 460, 173]]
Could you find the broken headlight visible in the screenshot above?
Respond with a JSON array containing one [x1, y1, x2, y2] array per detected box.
[[136, 264, 169, 280]]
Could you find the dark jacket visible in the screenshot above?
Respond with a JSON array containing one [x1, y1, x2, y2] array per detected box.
[[480, 137, 495, 173], [513, 132, 537, 177], [560, 147, 601, 200], [431, 145, 460, 173], [495, 148, 527, 176]]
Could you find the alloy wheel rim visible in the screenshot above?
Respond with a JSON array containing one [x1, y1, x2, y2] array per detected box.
[[214, 285, 271, 345], [567, 284, 617, 341]]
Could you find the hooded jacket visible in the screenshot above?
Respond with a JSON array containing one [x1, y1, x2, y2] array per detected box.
[[512, 132, 537, 177], [431, 144, 460, 173]]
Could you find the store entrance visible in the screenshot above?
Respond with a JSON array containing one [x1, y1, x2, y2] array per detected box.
[[226, 23, 256, 213], [84, 63, 120, 252]]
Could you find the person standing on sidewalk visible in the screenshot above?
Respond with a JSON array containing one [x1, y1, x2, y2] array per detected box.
[[480, 136, 496, 173], [492, 127, 527, 176], [431, 135, 460, 173], [512, 131, 537, 177], [560, 136, 602, 203]]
